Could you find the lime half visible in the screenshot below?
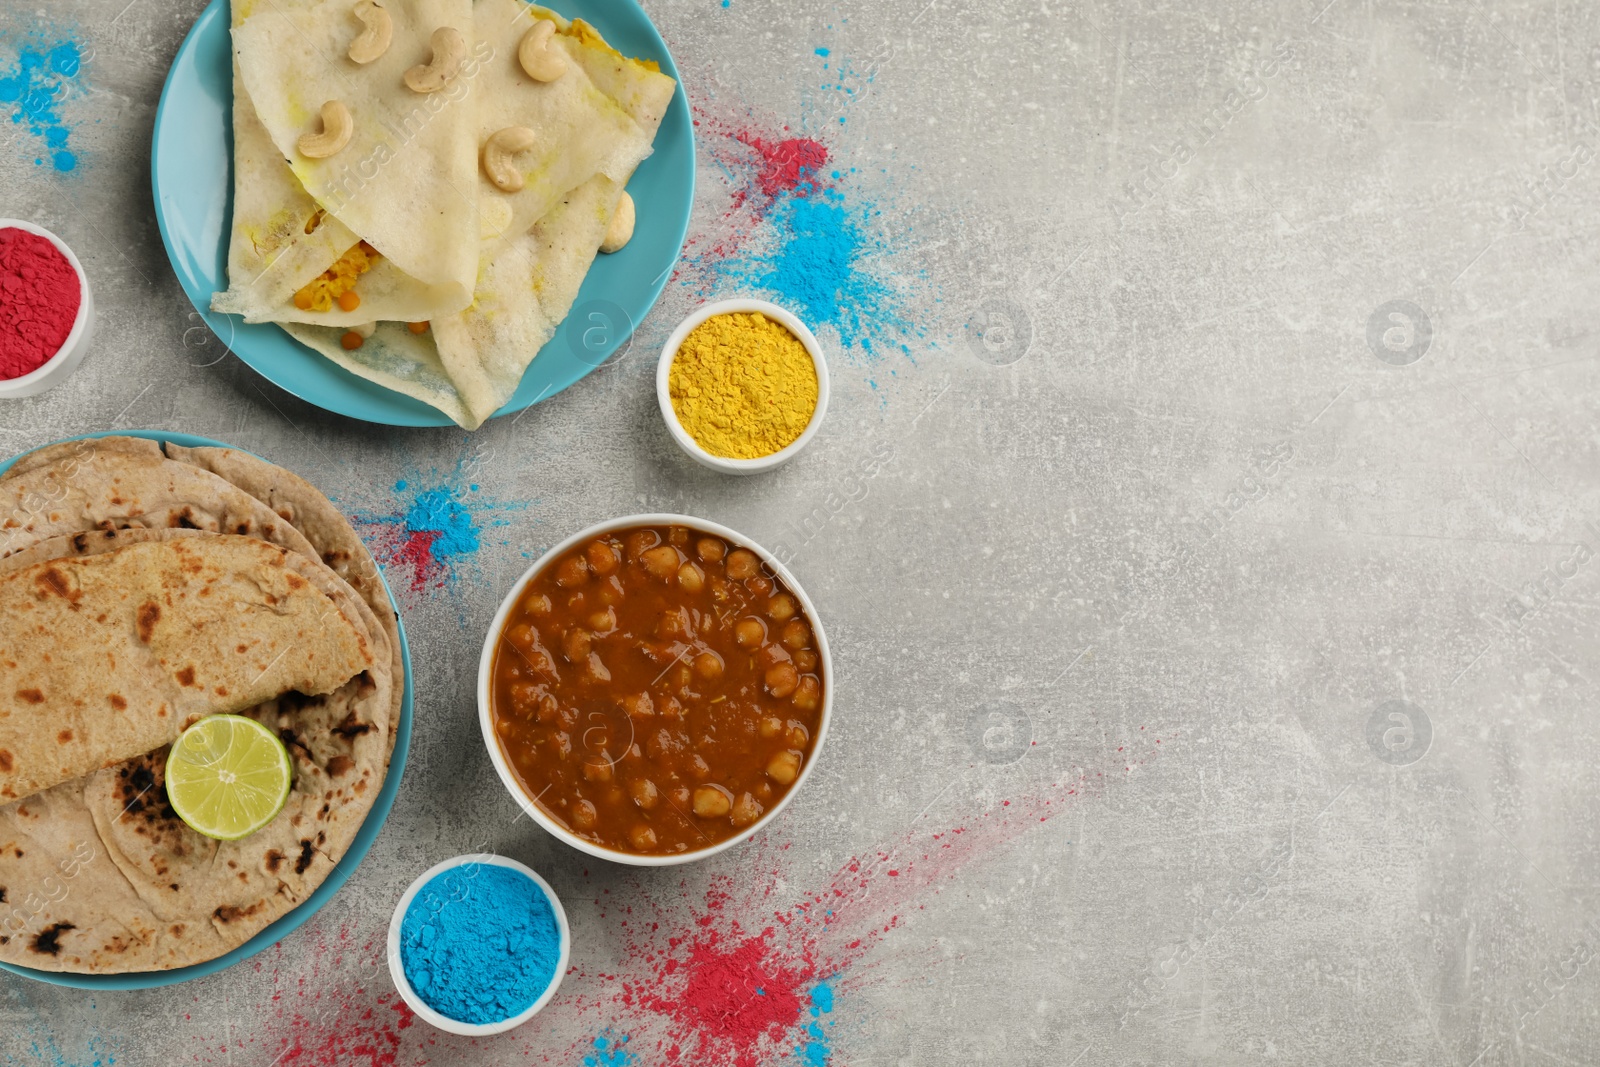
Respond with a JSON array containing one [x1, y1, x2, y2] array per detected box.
[[165, 715, 293, 841]]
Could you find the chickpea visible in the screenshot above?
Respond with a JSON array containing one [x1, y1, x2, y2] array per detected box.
[[759, 715, 783, 739], [555, 554, 589, 588], [556, 703, 578, 730], [629, 777, 659, 809], [571, 799, 597, 829], [621, 692, 654, 719], [697, 537, 726, 563], [669, 785, 691, 808], [625, 743, 644, 761], [642, 545, 681, 580], [694, 651, 724, 680], [522, 592, 552, 616], [766, 749, 803, 785], [787, 721, 810, 747], [585, 652, 612, 684], [735, 617, 767, 648], [659, 695, 684, 721], [781, 619, 810, 649], [757, 643, 792, 670], [551, 731, 572, 760], [688, 754, 711, 779], [563, 628, 591, 662], [506, 623, 536, 651], [678, 561, 706, 593], [765, 663, 799, 698], [671, 663, 693, 691], [794, 649, 818, 673], [693, 784, 733, 817], [792, 675, 821, 712], [669, 525, 690, 547], [586, 539, 619, 575], [597, 574, 626, 606], [630, 824, 658, 851], [583, 758, 613, 783], [496, 718, 514, 738], [725, 549, 760, 580], [748, 576, 774, 597], [731, 792, 765, 828], [767, 595, 796, 622], [625, 529, 659, 561], [589, 607, 617, 633], [756, 781, 773, 800]]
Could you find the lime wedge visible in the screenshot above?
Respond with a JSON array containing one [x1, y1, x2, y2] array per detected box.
[[164, 715, 293, 841]]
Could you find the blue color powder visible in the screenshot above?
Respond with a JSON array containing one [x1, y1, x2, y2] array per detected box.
[[0, 40, 83, 172], [735, 190, 910, 355], [404, 485, 481, 560], [399, 863, 561, 1025], [795, 980, 837, 1065], [583, 1031, 635, 1067]]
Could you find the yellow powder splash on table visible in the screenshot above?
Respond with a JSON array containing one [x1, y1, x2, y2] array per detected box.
[[668, 312, 819, 460]]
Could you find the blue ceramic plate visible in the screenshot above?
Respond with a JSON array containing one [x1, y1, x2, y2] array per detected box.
[[150, 0, 694, 427], [0, 431, 413, 989]]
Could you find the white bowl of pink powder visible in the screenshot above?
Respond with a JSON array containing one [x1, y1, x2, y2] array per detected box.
[[0, 219, 94, 399]]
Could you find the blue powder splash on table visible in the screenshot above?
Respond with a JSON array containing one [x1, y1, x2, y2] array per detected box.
[[583, 1030, 635, 1067], [795, 980, 837, 1065], [730, 188, 913, 356], [399, 863, 562, 1025], [0, 39, 84, 172]]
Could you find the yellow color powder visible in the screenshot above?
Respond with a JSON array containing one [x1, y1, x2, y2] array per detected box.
[[668, 312, 819, 460]]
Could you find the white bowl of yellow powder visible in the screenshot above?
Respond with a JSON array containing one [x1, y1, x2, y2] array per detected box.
[[657, 298, 830, 475]]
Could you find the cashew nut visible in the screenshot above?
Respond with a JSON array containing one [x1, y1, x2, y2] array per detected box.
[[347, 1, 392, 64], [404, 26, 467, 93], [481, 126, 536, 193], [599, 191, 635, 253], [518, 20, 567, 82], [297, 101, 354, 159]]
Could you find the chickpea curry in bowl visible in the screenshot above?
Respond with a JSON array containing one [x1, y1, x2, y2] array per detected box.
[[479, 516, 831, 864]]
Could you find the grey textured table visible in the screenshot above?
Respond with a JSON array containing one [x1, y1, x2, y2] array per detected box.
[[4, 0, 1600, 1064]]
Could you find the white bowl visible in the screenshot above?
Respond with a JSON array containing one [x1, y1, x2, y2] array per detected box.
[[656, 299, 830, 475], [386, 853, 571, 1037], [0, 219, 94, 399], [478, 514, 834, 867]]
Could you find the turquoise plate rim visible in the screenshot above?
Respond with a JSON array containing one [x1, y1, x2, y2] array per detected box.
[[150, 0, 695, 427], [0, 430, 414, 990]]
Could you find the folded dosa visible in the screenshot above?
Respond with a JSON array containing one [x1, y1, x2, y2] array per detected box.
[[213, 0, 480, 326], [0, 536, 372, 804], [285, 7, 676, 427]]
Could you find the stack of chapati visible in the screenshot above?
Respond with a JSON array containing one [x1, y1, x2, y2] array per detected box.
[[211, 0, 676, 429], [0, 437, 403, 974]]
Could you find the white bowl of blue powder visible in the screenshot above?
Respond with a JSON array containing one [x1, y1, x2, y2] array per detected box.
[[386, 854, 570, 1035]]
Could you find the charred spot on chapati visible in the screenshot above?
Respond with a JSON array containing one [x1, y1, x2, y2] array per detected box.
[[0, 750, 13, 772], [35, 567, 79, 603], [213, 901, 265, 924], [294, 840, 317, 874], [332, 707, 375, 739], [136, 601, 161, 642], [15, 689, 43, 704], [108, 694, 127, 710], [326, 756, 354, 777], [265, 850, 286, 873], [30, 922, 74, 956], [175, 666, 196, 687]]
